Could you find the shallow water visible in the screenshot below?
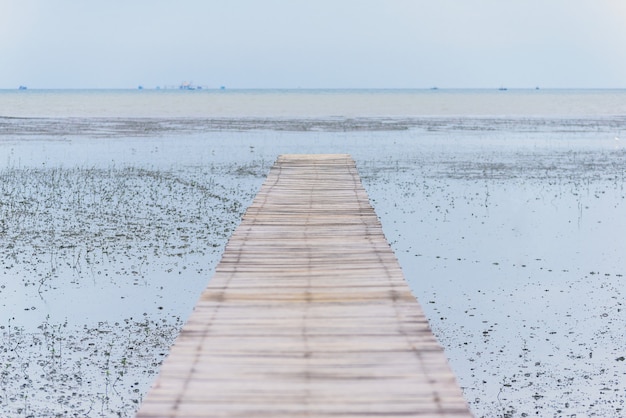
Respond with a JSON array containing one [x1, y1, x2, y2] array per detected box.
[[1, 97, 626, 416], [363, 148, 626, 417]]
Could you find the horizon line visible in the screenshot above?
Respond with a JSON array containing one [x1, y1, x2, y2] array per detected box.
[[3, 86, 626, 91]]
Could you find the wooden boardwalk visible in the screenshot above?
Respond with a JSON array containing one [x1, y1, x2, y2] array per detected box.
[[137, 154, 472, 417]]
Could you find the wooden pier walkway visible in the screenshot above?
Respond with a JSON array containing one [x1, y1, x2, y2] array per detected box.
[[137, 154, 472, 417]]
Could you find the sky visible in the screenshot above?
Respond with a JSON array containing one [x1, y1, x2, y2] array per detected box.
[[1, 0, 626, 89]]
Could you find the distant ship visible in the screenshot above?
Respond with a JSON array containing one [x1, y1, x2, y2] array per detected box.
[[18, 85, 27, 90], [179, 81, 197, 90]]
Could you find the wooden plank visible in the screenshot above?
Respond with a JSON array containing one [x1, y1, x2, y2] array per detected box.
[[137, 154, 472, 417]]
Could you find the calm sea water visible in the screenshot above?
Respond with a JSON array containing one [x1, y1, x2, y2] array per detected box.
[[1, 88, 626, 118]]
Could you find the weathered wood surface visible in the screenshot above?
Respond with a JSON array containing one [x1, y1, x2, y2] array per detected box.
[[137, 154, 472, 417]]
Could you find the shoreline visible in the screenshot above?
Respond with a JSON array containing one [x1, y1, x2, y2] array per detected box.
[[1, 115, 625, 139]]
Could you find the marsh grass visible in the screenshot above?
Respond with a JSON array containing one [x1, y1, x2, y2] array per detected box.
[[1, 316, 183, 417], [0, 162, 265, 416], [0, 165, 261, 290]]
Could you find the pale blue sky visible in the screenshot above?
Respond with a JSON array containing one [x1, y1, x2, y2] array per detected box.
[[2, 0, 626, 89]]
